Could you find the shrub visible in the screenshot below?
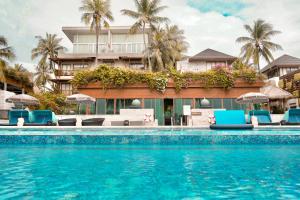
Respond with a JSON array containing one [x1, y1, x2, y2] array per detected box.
[[293, 90, 300, 98], [294, 73, 300, 82], [286, 81, 293, 90], [71, 64, 261, 93], [278, 80, 284, 88]]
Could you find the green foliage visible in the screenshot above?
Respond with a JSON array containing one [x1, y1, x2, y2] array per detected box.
[[294, 73, 300, 82], [31, 92, 73, 114], [286, 81, 292, 90], [71, 65, 261, 93], [278, 80, 284, 89], [293, 90, 300, 98], [3, 66, 33, 88]]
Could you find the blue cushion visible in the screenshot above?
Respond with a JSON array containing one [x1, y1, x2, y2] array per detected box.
[[214, 110, 246, 125], [30, 110, 53, 124], [9, 110, 30, 125], [249, 110, 272, 123], [287, 109, 300, 123]]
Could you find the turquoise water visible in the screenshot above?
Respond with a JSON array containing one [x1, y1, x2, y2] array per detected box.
[[1, 145, 300, 199]]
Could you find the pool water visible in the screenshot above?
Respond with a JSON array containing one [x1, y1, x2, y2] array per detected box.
[[1, 145, 300, 199]]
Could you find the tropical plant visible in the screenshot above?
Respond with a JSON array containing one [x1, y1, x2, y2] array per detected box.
[[236, 19, 282, 72], [32, 33, 65, 91], [31, 92, 70, 114], [32, 33, 65, 70], [34, 60, 52, 92], [13, 63, 28, 73], [0, 36, 15, 82], [79, 0, 114, 66], [121, 0, 169, 71], [148, 25, 188, 71]]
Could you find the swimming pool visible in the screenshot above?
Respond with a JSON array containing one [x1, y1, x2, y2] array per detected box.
[[0, 128, 300, 199]]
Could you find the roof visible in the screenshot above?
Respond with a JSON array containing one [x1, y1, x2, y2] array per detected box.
[[62, 26, 151, 42], [188, 48, 236, 62], [261, 54, 300, 72], [260, 85, 293, 99]]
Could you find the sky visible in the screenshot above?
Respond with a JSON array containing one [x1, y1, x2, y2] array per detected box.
[[1, 0, 300, 72]]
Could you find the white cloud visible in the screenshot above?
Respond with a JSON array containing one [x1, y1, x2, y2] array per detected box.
[[1, 0, 300, 71]]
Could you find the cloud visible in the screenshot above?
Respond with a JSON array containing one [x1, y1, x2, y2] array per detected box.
[[0, 0, 300, 71]]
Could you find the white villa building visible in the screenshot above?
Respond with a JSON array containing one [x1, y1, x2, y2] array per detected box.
[[177, 48, 237, 73]]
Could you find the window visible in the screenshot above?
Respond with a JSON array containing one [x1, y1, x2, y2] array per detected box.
[[61, 64, 73, 76], [61, 83, 72, 95], [74, 64, 88, 70]]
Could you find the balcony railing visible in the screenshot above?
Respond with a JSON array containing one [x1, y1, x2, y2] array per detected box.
[[73, 42, 146, 54]]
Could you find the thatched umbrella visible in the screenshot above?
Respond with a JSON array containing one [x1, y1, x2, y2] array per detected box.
[[260, 85, 293, 111], [260, 85, 293, 100]]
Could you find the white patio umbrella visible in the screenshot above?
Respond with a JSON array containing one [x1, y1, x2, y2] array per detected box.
[[6, 94, 39, 107], [236, 92, 269, 104], [66, 94, 96, 114]]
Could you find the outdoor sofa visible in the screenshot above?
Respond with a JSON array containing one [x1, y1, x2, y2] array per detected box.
[[210, 110, 254, 130]]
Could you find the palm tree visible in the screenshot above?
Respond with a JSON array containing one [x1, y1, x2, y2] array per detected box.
[[148, 25, 188, 71], [34, 60, 52, 92], [13, 63, 28, 73], [0, 36, 15, 82], [32, 33, 65, 91], [79, 0, 114, 66], [31, 33, 65, 70], [164, 25, 188, 66], [121, 0, 169, 71], [236, 19, 282, 72]]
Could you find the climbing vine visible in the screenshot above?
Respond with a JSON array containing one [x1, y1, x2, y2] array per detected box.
[[71, 65, 262, 93]]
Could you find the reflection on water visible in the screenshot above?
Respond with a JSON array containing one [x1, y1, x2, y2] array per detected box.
[[0, 145, 300, 199]]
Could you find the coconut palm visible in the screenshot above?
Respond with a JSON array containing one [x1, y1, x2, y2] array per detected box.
[[164, 25, 188, 66], [0, 36, 15, 82], [31, 33, 65, 70], [34, 59, 52, 92], [121, 0, 169, 71], [148, 25, 188, 71], [236, 19, 282, 72], [79, 0, 114, 66], [13, 63, 28, 73]]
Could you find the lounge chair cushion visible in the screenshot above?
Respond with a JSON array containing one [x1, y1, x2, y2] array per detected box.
[[9, 110, 30, 125], [214, 110, 246, 125]]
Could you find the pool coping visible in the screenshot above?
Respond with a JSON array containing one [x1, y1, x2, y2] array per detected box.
[[0, 125, 300, 130]]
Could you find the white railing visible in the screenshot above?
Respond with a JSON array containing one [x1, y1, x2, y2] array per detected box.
[[73, 43, 146, 54]]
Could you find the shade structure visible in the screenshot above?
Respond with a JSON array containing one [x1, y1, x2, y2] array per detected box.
[[236, 92, 269, 104], [66, 93, 96, 104], [6, 94, 39, 106], [0, 90, 15, 109], [260, 85, 293, 100]]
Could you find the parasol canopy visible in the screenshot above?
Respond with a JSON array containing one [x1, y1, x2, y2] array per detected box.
[[236, 92, 269, 104], [66, 93, 96, 104], [6, 94, 39, 106]]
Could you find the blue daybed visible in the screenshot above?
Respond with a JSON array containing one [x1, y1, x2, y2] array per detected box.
[[210, 110, 254, 130]]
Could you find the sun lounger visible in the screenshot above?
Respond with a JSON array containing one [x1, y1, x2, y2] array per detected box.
[[81, 118, 105, 126], [24, 110, 57, 126], [0, 110, 30, 126], [210, 110, 253, 130], [248, 110, 280, 125], [281, 109, 300, 125], [58, 118, 77, 126]]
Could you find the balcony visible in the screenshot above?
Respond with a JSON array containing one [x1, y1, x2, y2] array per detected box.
[[73, 43, 146, 54], [55, 69, 74, 76]]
